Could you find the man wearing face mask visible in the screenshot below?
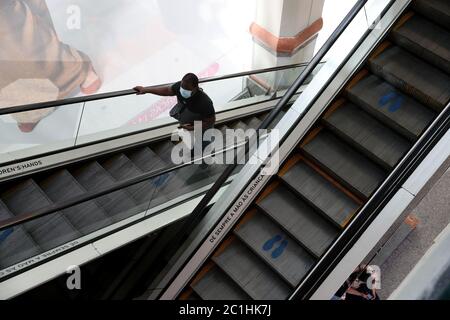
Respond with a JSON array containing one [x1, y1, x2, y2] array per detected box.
[[134, 73, 216, 158]]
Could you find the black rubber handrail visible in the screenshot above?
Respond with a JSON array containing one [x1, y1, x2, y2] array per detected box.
[[0, 137, 258, 232], [0, 62, 322, 115], [156, 0, 370, 299]]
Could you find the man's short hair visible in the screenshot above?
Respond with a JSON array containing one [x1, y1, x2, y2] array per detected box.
[[182, 73, 199, 88]]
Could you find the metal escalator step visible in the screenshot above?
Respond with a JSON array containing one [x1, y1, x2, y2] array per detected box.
[[346, 74, 435, 141], [302, 130, 386, 199], [0, 179, 80, 251], [127, 146, 188, 202], [414, 0, 450, 31], [393, 14, 450, 75], [257, 185, 338, 257], [191, 266, 250, 300], [100, 153, 166, 206], [151, 140, 178, 164], [70, 162, 138, 222], [149, 134, 227, 199], [245, 117, 263, 129], [369, 45, 450, 112], [149, 139, 211, 200], [126, 147, 167, 173], [0, 199, 41, 269], [212, 239, 291, 300], [280, 161, 360, 228], [257, 114, 268, 122], [230, 121, 249, 131], [234, 211, 315, 287], [323, 102, 411, 169], [37, 169, 111, 235]]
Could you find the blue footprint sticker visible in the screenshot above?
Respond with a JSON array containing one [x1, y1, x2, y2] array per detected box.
[[263, 234, 282, 251], [152, 173, 170, 187], [272, 240, 288, 259], [379, 91, 404, 113], [0, 228, 14, 244]]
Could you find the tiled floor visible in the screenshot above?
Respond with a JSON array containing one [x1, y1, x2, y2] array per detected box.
[[379, 157, 450, 299]]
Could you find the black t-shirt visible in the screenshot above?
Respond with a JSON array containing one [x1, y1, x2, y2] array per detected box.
[[170, 81, 215, 125]]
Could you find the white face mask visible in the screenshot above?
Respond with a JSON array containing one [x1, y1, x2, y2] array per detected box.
[[180, 87, 192, 99]]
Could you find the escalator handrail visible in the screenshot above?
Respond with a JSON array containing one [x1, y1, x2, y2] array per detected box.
[[0, 137, 258, 232], [157, 0, 370, 299], [0, 62, 321, 116]]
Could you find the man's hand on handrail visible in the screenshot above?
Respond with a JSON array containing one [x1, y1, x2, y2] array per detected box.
[[133, 86, 147, 95], [133, 85, 175, 96]]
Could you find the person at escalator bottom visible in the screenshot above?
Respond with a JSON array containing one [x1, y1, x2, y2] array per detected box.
[[345, 265, 380, 301], [134, 73, 216, 167]]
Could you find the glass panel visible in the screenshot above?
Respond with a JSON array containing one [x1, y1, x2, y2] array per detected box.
[[76, 65, 315, 146], [76, 92, 177, 145], [0, 103, 84, 161], [0, 62, 323, 161]]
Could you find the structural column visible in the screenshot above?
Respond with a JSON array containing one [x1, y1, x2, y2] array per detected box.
[[249, 0, 325, 91]]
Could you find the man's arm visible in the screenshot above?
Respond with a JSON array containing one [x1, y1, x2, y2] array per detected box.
[[133, 85, 174, 96]]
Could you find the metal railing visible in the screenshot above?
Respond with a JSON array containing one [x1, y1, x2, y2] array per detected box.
[[0, 62, 314, 115]]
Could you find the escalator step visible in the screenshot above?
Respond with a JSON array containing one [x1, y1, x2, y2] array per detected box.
[[100, 153, 166, 206], [280, 161, 360, 228], [0, 179, 80, 251], [393, 14, 450, 75], [234, 211, 315, 287], [230, 121, 248, 131], [0, 199, 41, 269], [257, 114, 268, 122], [126, 147, 167, 173], [212, 239, 291, 300], [245, 117, 263, 129], [151, 140, 178, 164], [302, 130, 386, 199], [414, 0, 450, 31], [369, 45, 450, 112], [257, 185, 338, 257], [70, 162, 137, 222], [38, 169, 112, 235], [323, 102, 411, 169], [346, 74, 435, 141], [127, 146, 188, 203], [191, 266, 250, 300]]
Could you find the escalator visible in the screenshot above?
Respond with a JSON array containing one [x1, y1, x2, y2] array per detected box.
[[0, 96, 293, 278], [172, 0, 450, 300]]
